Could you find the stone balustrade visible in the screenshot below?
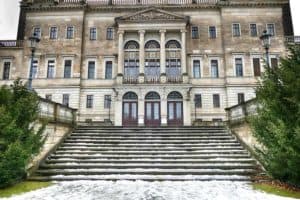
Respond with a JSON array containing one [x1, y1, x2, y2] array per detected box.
[[225, 98, 258, 124], [39, 97, 77, 125], [285, 36, 300, 44], [0, 40, 23, 48]]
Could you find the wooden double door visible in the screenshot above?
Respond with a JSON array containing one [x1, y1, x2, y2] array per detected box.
[[167, 101, 183, 126], [145, 101, 161, 127], [122, 101, 138, 127]]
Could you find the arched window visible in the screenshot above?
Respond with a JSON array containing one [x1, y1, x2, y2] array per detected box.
[[124, 40, 139, 83], [166, 40, 181, 82], [145, 92, 160, 100], [145, 40, 160, 83], [123, 92, 138, 100], [167, 91, 183, 100]]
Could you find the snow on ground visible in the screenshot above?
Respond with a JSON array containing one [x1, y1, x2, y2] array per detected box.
[[1, 181, 297, 200]]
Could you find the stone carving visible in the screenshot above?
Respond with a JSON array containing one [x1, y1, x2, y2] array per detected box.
[[128, 11, 179, 21]]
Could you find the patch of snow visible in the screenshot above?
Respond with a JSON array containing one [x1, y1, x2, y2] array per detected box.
[[2, 181, 297, 200]]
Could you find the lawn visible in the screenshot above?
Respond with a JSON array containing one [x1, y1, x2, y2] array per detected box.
[[0, 181, 53, 198], [253, 182, 300, 199]]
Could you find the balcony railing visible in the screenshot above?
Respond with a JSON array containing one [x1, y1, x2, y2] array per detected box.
[[145, 76, 160, 84], [167, 76, 182, 83], [35, 0, 219, 5], [285, 36, 300, 44], [123, 76, 139, 84], [0, 40, 23, 48]]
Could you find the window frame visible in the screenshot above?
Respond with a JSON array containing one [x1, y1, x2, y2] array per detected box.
[[249, 23, 258, 37], [63, 59, 73, 78], [106, 27, 114, 40], [2, 61, 11, 80], [105, 60, 113, 79], [86, 95, 94, 108], [194, 94, 202, 108], [213, 94, 221, 108], [232, 23, 241, 37], [208, 26, 217, 39], [251, 56, 261, 77], [89, 27, 97, 40], [49, 26, 58, 40], [192, 59, 201, 79], [62, 94, 70, 106], [104, 95, 112, 109], [191, 26, 199, 39], [31, 59, 39, 79], [210, 58, 219, 78], [237, 93, 245, 104], [46, 59, 56, 78], [266, 23, 276, 36], [33, 27, 41, 38], [66, 26, 74, 39], [87, 60, 96, 79], [234, 56, 244, 77]]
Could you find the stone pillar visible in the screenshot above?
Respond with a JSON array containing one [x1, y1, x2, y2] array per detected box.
[[117, 30, 124, 84], [183, 94, 192, 126], [139, 30, 145, 83], [160, 30, 167, 83], [181, 29, 188, 83], [114, 98, 122, 126], [161, 98, 168, 126], [138, 97, 145, 126]]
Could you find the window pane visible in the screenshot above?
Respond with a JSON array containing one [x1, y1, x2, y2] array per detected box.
[[235, 58, 243, 77], [131, 103, 137, 119], [195, 94, 202, 108], [107, 28, 113, 40], [267, 24, 275, 36], [67, 26, 74, 39], [104, 95, 111, 109], [90, 27, 97, 40], [50, 27, 57, 39], [238, 93, 245, 104], [250, 24, 257, 37], [64, 60, 72, 78], [32, 60, 38, 79], [47, 60, 55, 78], [146, 103, 152, 119], [211, 60, 219, 78], [232, 24, 240, 37], [191, 26, 199, 39], [193, 60, 201, 78], [154, 103, 159, 120], [88, 61, 95, 79], [176, 103, 182, 119], [124, 103, 129, 118], [63, 94, 69, 106], [3, 62, 10, 80], [33, 27, 41, 38], [209, 26, 216, 38], [105, 61, 112, 79], [253, 58, 261, 76], [168, 103, 174, 120], [213, 94, 220, 108]]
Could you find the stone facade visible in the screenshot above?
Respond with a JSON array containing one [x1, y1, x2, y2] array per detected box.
[[0, 0, 293, 126]]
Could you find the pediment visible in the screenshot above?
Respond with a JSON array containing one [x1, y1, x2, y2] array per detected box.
[[116, 8, 189, 23]]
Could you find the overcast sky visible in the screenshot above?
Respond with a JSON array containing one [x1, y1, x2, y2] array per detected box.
[[0, 0, 299, 39]]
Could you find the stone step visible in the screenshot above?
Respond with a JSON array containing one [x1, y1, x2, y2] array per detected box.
[[35, 168, 256, 176], [28, 174, 250, 182], [40, 163, 256, 170], [72, 130, 228, 134], [67, 136, 234, 140], [71, 133, 229, 136], [62, 140, 239, 145], [45, 158, 256, 164], [75, 127, 225, 130], [60, 142, 241, 148], [49, 154, 252, 160], [57, 146, 244, 151]]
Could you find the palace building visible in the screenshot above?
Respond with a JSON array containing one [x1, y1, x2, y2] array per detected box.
[[0, 0, 294, 126]]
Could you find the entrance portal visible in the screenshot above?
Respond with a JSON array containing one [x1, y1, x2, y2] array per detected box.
[[122, 92, 138, 127], [167, 91, 183, 126], [144, 92, 161, 127]]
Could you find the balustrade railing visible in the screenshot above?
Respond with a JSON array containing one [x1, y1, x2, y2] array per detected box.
[[285, 36, 300, 44], [33, 0, 219, 5], [0, 40, 23, 48], [167, 76, 182, 83], [225, 98, 258, 123], [123, 76, 139, 84], [39, 98, 77, 124], [145, 76, 160, 83]]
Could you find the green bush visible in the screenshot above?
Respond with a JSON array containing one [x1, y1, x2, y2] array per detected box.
[[0, 80, 45, 188], [251, 45, 300, 186]]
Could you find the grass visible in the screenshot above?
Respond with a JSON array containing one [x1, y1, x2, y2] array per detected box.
[[0, 181, 53, 198], [253, 183, 300, 199]]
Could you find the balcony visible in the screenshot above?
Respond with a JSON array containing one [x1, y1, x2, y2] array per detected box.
[[0, 40, 23, 48], [123, 76, 139, 84], [285, 36, 300, 44], [34, 0, 219, 5]]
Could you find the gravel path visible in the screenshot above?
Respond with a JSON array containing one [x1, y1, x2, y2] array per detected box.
[[1, 181, 296, 200]]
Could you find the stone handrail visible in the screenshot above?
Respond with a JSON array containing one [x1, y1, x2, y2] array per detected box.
[[0, 40, 23, 48], [39, 98, 77, 125], [285, 36, 300, 44], [225, 98, 258, 123]]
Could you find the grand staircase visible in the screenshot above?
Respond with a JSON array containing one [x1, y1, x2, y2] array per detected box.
[[29, 126, 260, 181]]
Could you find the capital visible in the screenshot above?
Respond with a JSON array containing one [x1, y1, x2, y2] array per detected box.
[[159, 30, 166, 34], [180, 29, 187, 33], [138, 30, 146, 34], [118, 30, 125, 35]]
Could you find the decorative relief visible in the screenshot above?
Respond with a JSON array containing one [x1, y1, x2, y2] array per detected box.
[[128, 11, 178, 21]]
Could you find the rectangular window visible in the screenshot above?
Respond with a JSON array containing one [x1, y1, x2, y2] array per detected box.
[[64, 60, 72, 78], [271, 57, 278, 69], [235, 58, 243, 77], [90, 27, 97, 40], [47, 60, 55, 78], [3, 62, 10, 80], [209, 26, 216, 39], [104, 95, 111, 109], [86, 95, 93, 108], [253, 58, 261, 76], [66, 26, 74, 39], [32, 60, 38, 79], [194, 94, 202, 108], [193, 60, 201, 78], [62, 94, 70, 106], [105, 61, 113, 79], [267, 24, 275, 36], [213, 94, 220, 108], [250, 24, 257, 37], [50, 27, 58, 39], [33, 27, 41, 38], [211, 59, 219, 78], [238, 93, 245, 104], [106, 28, 114, 40], [88, 61, 95, 79], [232, 23, 241, 37], [191, 26, 199, 39], [45, 94, 52, 100]]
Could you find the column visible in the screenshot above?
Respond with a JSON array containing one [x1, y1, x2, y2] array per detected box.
[[181, 29, 188, 83], [138, 30, 145, 83], [114, 94, 122, 126], [117, 30, 124, 84], [183, 92, 192, 126], [160, 30, 166, 83]]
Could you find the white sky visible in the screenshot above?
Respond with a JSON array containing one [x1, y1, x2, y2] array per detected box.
[[0, 0, 299, 39]]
